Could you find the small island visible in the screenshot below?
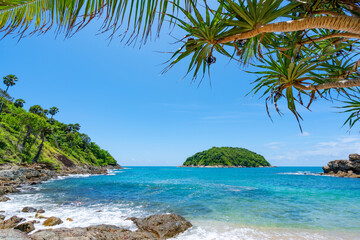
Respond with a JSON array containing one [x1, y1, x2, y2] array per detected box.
[[181, 147, 271, 168]]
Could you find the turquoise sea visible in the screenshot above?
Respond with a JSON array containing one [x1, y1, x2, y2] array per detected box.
[[2, 167, 360, 239]]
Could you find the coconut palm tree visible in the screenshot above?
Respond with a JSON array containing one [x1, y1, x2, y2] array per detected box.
[[0, 74, 18, 114], [1, 1, 360, 128]]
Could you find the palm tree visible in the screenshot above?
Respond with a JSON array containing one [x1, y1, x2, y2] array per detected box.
[[1, 1, 360, 128], [14, 99, 26, 108], [0, 74, 18, 114], [49, 107, 59, 121]]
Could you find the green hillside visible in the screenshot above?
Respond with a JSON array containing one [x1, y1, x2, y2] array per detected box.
[[0, 97, 117, 169], [183, 147, 270, 167]]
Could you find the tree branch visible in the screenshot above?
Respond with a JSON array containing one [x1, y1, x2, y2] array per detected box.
[[217, 16, 360, 44], [293, 78, 360, 91]]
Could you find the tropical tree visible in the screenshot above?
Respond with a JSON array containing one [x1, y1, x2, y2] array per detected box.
[[0, 74, 18, 114], [14, 99, 26, 108], [32, 124, 53, 163], [29, 105, 44, 116], [1, 1, 360, 129]]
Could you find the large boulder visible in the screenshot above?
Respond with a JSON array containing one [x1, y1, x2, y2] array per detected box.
[[14, 221, 35, 234], [22, 207, 37, 213], [42, 217, 63, 226], [0, 229, 31, 240], [0, 216, 25, 229], [30, 225, 152, 240], [129, 214, 192, 239]]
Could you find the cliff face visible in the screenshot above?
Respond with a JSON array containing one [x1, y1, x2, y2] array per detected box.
[[322, 154, 360, 178]]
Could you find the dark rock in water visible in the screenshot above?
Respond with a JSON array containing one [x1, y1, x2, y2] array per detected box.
[[0, 229, 31, 240], [14, 221, 35, 234], [22, 207, 37, 213], [0, 215, 5, 220], [42, 217, 63, 226], [322, 153, 360, 178], [129, 214, 192, 239], [0, 196, 10, 202], [0, 216, 25, 229], [36, 209, 45, 214], [30, 225, 152, 240]]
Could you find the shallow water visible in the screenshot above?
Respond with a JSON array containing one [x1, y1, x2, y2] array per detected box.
[[1, 167, 360, 239]]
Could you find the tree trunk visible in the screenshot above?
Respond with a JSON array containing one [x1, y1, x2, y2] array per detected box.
[[32, 136, 45, 163], [21, 128, 32, 149], [218, 16, 360, 44], [0, 85, 10, 114], [293, 78, 360, 91]]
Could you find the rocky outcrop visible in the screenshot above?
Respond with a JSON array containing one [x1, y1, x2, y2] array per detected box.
[[128, 214, 192, 239], [0, 163, 122, 198], [322, 154, 360, 178], [42, 217, 63, 226]]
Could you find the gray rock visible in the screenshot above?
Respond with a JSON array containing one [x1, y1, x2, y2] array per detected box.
[[129, 213, 192, 239], [14, 221, 35, 234], [0, 229, 31, 240], [22, 207, 37, 213], [30, 225, 152, 240], [0, 216, 25, 229]]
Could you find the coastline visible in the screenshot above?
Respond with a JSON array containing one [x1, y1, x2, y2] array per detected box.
[[0, 164, 192, 239], [1, 166, 359, 240]]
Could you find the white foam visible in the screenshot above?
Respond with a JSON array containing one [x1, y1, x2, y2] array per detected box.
[[0, 191, 146, 234], [172, 221, 359, 240], [277, 171, 322, 176]]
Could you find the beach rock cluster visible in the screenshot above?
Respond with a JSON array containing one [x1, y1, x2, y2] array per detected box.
[[322, 153, 360, 178], [0, 213, 192, 240]]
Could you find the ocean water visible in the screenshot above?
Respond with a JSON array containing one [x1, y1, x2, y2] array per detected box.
[[1, 167, 360, 239]]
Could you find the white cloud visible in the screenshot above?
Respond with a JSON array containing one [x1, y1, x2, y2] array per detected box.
[[266, 136, 360, 166], [299, 131, 310, 136], [264, 142, 283, 150]]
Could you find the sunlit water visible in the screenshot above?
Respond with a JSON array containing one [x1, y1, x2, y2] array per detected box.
[[1, 167, 360, 239]]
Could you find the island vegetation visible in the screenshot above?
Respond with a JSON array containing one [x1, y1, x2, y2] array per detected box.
[[183, 147, 271, 167], [0, 74, 117, 170]]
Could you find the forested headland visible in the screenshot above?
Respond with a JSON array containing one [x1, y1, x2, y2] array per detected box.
[[0, 75, 117, 170]]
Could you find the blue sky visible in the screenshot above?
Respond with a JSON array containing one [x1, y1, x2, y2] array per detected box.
[[1, 22, 359, 167]]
